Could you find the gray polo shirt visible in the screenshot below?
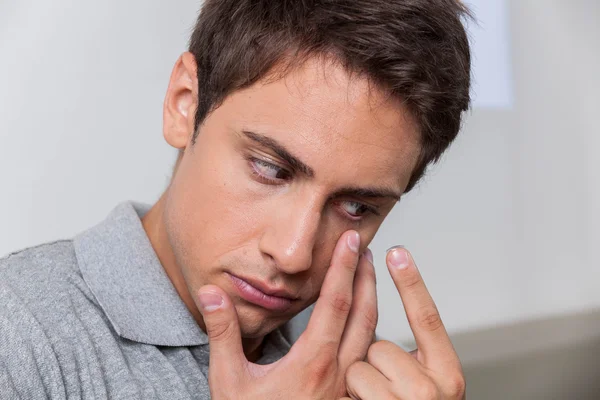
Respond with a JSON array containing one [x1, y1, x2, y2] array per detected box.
[[0, 202, 308, 399]]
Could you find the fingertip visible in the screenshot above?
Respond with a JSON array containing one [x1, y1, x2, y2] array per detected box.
[[386, 246, 411, 270], [197, 285, 225, 313], [198, 287, 243, 353], [359, 249, 376, 285], [329, 230, 362, 273], [346, 230, 361, 253]]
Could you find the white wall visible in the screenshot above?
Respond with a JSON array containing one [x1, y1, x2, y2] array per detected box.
[[374, 0, 600, 343], [1, 0, 598, 355], [0, 0, 201, 257]]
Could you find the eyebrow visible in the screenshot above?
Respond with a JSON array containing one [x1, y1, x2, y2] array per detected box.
[[242, 130, 315, 177], [242, 130, 402, 202], [332, 186, 402, 202]]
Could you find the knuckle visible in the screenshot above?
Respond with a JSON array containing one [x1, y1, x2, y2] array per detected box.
[[345, 361, 363, 380], [367, 340, 394, 363], [317, 339, 339, 360], [345, 362, 376, 400], [446, 374, 467, 398], [309, 348, 338, 383], [345, 257, 358, 272], [329, 292, 353, 316], [206, 319, 235, 342], [310, 363, 335, 385], [401, 268, 422, 290], [414, 305, 443, 332], [362, 305, 379, 334], [338, 253, 359, 274], [414, 380, 439, 400]]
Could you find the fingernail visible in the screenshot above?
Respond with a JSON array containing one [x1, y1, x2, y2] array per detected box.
[[386, 245, 405, 252], [198, 291, 223, 312], [364, 248, 373, 264], [387, 247, 409, 269], [347, 231, 360, 253]]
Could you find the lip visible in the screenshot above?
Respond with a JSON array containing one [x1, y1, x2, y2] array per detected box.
[[227, 273, 296, 312]]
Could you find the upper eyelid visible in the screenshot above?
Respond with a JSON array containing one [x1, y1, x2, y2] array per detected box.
[[250, 155, 290, 172], [337, 201, 379, 220], [335, 198, 381, 217], [254, 158, 279, 170], [333, 195, 381, 212], [347, 201, 380, 216]]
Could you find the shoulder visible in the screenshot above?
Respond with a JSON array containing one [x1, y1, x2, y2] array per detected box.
[[0, 240, 87, 399], [0, 239, 95, 305], [1, 239, 79, 277], [1, 239, 79, 281], [0, 239, 108, 334], [1, 239, 101, 315]]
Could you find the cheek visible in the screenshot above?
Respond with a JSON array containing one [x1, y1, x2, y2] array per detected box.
[[165, 147, 269, 270]]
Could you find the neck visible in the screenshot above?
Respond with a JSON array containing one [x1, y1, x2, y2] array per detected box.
[[141, 192, 265, 362]]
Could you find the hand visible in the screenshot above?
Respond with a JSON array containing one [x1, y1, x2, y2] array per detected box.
[[341, 247, 466, 400], [197, 230, 378, 400]]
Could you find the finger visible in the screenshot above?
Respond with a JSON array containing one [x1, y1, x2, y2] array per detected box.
[[338, 249, 378, 369], [368, 341, 444, 399], [386, 247, 459, 369], [197, 285, 247, 381], [345, 361, 392, 400], [409, 349, 419, 360], [297, 230, 361, 353], [366, 340, 421, 384]]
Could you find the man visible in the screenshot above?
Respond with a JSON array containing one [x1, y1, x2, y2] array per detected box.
[[0, 0, 472, 398]]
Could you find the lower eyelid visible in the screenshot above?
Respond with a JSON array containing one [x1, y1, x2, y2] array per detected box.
[[333, 201, 368, 220], [248, 157, 288, 184]]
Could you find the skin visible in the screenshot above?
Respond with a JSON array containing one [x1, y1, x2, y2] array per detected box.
[[142, 52, 466, 399], [340, 248, 466, 399]]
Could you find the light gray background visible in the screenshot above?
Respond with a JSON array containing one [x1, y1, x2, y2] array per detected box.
[[1, 1, 599, 398]]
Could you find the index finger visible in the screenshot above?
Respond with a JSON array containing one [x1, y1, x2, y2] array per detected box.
[[386, 246, 460, 370], [294, 230, 361, 354]]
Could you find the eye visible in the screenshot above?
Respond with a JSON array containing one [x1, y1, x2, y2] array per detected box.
[[249, 158, 291, 183], [339, 200, 375, 218]]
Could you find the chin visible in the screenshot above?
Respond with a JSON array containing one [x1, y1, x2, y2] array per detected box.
[[234, 302, 290, 338]]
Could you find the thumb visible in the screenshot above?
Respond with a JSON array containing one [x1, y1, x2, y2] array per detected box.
[[197, 285, 247, 380]]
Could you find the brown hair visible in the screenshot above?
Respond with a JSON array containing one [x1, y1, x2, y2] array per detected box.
[[188, 0, 472, 192]]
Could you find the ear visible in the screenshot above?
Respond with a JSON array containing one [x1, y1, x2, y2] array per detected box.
[[163, 52, 198, 150]]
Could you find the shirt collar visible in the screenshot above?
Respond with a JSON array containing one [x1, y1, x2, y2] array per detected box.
[[74, 201, 209, 346]]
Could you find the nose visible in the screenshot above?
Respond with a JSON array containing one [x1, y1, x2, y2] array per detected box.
[[258, 193, 322, 275]]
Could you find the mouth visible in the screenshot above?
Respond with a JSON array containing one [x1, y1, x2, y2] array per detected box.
[[227, 273, 296, 312]]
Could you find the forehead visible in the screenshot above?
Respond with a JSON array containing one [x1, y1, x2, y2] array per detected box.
[[212, 57, 421, 192]]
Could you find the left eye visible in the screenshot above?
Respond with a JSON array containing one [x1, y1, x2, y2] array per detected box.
[[340, 201, 371, 217], [250, 158, 291, 182]]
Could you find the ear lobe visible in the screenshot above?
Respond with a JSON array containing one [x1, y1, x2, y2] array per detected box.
[[163, 52, 198, 150]]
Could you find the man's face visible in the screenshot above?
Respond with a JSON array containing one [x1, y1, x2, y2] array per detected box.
[[163, 56, 420, 338]]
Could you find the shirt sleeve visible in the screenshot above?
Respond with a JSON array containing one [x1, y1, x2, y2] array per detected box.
[[0, 281, 66, 400]]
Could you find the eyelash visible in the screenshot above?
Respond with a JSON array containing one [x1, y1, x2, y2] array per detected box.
[[247, 156, 380, 219], [248, 157, 292, 184]]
